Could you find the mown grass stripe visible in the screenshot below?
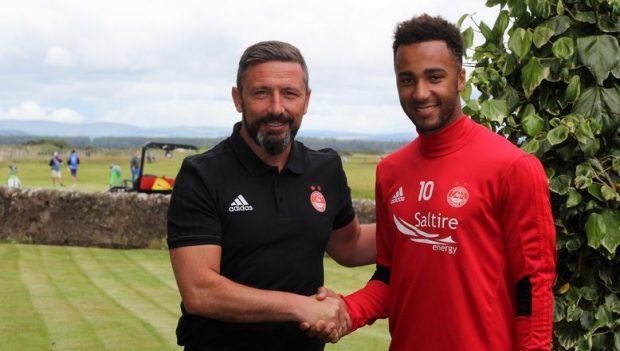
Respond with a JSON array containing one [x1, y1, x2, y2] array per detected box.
[[38, 245, 175, 351], [17, 244, 106, 350], [117, 250, 180, 303], [83, 248, 179, 317], [1, 244, 390, 351], [0, 244, 51, 350], [64, 247, 177, 350], [120, 249, 179, 291], [69, 247, 179, 349]]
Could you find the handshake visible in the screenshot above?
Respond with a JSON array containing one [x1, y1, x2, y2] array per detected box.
[[297, 287, 350, 343]]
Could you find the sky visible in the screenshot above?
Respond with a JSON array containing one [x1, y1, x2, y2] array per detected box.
[[0, 0, 499, 135]]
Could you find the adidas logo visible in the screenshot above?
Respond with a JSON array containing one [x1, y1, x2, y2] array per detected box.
[[390, 186, 405, 204], [228, 194, 254, 212]]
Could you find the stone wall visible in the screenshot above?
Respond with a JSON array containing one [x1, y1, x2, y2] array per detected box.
[[0, 187, 375, 249]]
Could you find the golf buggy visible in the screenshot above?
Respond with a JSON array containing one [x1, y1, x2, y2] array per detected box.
[[109, 142, 199, 194]]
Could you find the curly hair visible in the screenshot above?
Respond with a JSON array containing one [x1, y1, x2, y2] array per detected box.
[[393, 14, 463, 69]]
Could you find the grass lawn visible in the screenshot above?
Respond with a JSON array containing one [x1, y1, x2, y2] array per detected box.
[[1, 147, 385, 349], [0, 243, 389, 350], [341, 154, 380, 200], [0, 147, 196, 193], [1, 146, 379, 199]]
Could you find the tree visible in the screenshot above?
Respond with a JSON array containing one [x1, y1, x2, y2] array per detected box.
[[460, 0, 619, 349]]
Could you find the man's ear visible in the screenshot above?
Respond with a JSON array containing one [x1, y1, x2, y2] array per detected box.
[[303, 89, 312, 115], [457, 68, 466, 93], [232, 87, 243, 113]]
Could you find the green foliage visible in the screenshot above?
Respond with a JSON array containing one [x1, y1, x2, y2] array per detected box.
[[22, 138, 69, 149], [461, 1, 619, 349]]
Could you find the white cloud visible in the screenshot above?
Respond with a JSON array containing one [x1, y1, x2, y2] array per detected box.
[[2, 101, 85, 123], [44, 46, 74, 67], [96, 98, 236, 128], [0, 0, 500, 134], [5, 101, 47, 120], [50, 108, 85, 123], [307, 105, 412, 135]]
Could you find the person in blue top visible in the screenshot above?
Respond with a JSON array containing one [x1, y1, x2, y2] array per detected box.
[[67, 149, 80, 187], [49, 152, 64, 187], [130, 151, 140, 185]]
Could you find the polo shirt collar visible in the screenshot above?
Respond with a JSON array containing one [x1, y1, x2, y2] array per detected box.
[[230, 122, 304, 176]]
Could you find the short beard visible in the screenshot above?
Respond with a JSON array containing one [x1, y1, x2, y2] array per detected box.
[[243, 113, 298, 155]]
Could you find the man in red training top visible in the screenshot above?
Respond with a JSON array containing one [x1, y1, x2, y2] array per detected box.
[[303, 14, 556, 350]]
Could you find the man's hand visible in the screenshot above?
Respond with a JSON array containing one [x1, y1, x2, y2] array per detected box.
[[299, 287, 351, 343]]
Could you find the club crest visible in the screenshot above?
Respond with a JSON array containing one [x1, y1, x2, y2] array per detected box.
[[310, 186, 326, 213], [447, 186, 469, 208]]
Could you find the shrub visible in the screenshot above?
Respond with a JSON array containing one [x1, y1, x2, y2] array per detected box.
[[460, 0, 619, 349]]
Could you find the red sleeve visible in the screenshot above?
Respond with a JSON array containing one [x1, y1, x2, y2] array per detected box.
[[500, 155, 556, 350], [343, 279, 389, 332], [343, 164, 392, 331]]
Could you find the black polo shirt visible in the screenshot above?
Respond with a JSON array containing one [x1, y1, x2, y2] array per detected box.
[[167, 122, 355, 351]]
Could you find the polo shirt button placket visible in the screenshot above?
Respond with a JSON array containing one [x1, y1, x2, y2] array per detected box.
[[274, 175, 289, 216]]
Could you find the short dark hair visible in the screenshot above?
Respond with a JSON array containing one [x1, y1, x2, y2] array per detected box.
[[236, 40, 309, 90], [393, 14, 463, 69]]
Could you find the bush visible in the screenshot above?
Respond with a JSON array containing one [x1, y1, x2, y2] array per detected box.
[[460, 0, 619, 349], [23, 138, 68, 150]]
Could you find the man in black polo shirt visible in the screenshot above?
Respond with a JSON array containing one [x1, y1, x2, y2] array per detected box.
[[167, 40, 376, 351]]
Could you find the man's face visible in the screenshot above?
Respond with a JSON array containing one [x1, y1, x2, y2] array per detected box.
[[394, 40, 465, 134], [232, 61, 310, 155]]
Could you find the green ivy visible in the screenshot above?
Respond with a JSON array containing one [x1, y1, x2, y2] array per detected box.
[[460, 0, 620, 349]]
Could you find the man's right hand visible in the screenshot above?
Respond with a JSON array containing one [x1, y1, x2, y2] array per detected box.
[[299, 287, 351, 343]]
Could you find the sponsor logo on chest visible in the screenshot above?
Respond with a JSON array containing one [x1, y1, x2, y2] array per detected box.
[[391, 181, 469, 255]]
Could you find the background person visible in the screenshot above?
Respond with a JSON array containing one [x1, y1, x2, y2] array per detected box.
[[108, 164, 122, 188], [130, 151, 140, 184], [49, 151, 64, 187], [305, 14, 556, 351], [167, 40, 375, 351], [7, 164, 21, 188], [67, 149, 80, 187]]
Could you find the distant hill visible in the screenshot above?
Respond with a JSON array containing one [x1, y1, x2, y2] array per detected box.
[[297, 129, 415, 142], [0, 129, 27, 136], [0, 119, 415, 141], [0, 120, 229, 138]]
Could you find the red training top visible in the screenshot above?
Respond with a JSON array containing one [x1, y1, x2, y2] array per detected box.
[[345, 116, 556, 351]]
